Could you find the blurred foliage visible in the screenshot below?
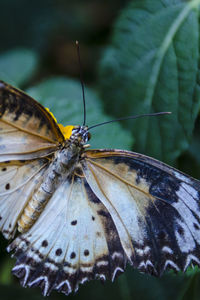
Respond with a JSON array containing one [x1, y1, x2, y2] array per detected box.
[[26, 78, 133, 150], [0, 0, 129, 80], [0, 0, 200, 300], [98, 0, 200, 165], [0, 49, 39, 86]]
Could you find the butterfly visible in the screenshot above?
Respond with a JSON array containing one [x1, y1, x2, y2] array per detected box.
[[0, 80, 200, 296]]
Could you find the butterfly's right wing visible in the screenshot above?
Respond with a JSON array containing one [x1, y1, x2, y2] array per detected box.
[[0, 81, 65, 162], [81, 149, 200, 275], [0, 158, 49, 239]]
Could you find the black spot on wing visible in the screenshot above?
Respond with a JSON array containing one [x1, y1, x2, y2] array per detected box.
[[41, 240, 48, 247], [5, 183, 10, 190], [84, 249, 89, 256], [55, 249, 62, 256], [71, 220, 77, 226], [70, 252, 76, 259]]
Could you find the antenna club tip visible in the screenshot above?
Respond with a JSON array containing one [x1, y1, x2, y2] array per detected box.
[[76, 40, 79, 45]]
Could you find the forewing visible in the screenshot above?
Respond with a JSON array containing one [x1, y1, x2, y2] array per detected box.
[[82, 149, 200, 275], [0, 159, 48, 239], [0, 81, 64, 161], [8, 173, 127, 296]]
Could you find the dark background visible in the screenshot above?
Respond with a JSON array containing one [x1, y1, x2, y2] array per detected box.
[[0, 0, 200, 299], [0, 0, 128, 81]]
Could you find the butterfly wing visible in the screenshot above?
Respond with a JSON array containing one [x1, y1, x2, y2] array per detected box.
[[0, 81, 64, 162], [0, 81, 63, 239], [8, 173, 126, 296], [0, 159, 49, 239], [81, 149, 200, 275], [8, 148, 200, 295]]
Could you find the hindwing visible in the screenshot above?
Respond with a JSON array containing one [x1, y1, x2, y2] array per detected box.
[[82, 149, 200, 275], [8, 173, 126, 296], [0, 159, 48, 239]]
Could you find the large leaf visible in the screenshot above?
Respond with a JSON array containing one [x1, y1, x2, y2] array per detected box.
[[0, 48, 39, 86], [98, 0, 200, 164], [27, 77, 133, 150], [178, 118, 200, 179]]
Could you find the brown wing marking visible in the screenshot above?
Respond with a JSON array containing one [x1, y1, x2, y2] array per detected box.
[[0, 81, 65, 160]]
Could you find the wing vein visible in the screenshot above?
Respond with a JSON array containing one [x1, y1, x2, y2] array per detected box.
[[87, 162, 135, 255], [86, 158, 153, 199], [0, 161, 49, 196], [0, 118, 58, 144]]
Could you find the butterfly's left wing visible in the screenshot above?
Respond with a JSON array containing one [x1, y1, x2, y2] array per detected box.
[[0, 158, 49, 239], [81, 149, 200, 275]]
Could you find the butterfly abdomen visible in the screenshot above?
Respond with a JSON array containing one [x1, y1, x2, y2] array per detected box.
[[17, 145, 81, 233], [17, 186, 51, 233]]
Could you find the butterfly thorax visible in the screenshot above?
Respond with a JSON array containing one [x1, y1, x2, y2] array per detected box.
[[17, 126, 90, 234]]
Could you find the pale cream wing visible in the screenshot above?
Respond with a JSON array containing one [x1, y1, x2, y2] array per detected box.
[[8, 173, 127, 296], [0, 159, 48, 239], [0, 81, 64, 162], [82, 149, 200, 275]]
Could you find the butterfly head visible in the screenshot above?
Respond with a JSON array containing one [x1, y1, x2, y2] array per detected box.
[[69, 125, 91, 146]]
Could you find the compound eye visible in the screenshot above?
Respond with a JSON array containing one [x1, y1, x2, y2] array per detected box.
[[87, 132, 91, 141]]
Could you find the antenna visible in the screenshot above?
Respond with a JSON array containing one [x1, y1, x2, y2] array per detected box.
[[76, 40, 86, 126], [88, 112, 171, 130]]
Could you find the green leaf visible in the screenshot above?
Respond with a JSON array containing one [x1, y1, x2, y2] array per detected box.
[[98, 0, 200, 164], [26, 77, 133, 150], [178, 118, 200, 179], [177, 270, 200, 300], [0, 258, 14, 285], [117, 268, 186, 300], [0, 48, 39, 86]]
